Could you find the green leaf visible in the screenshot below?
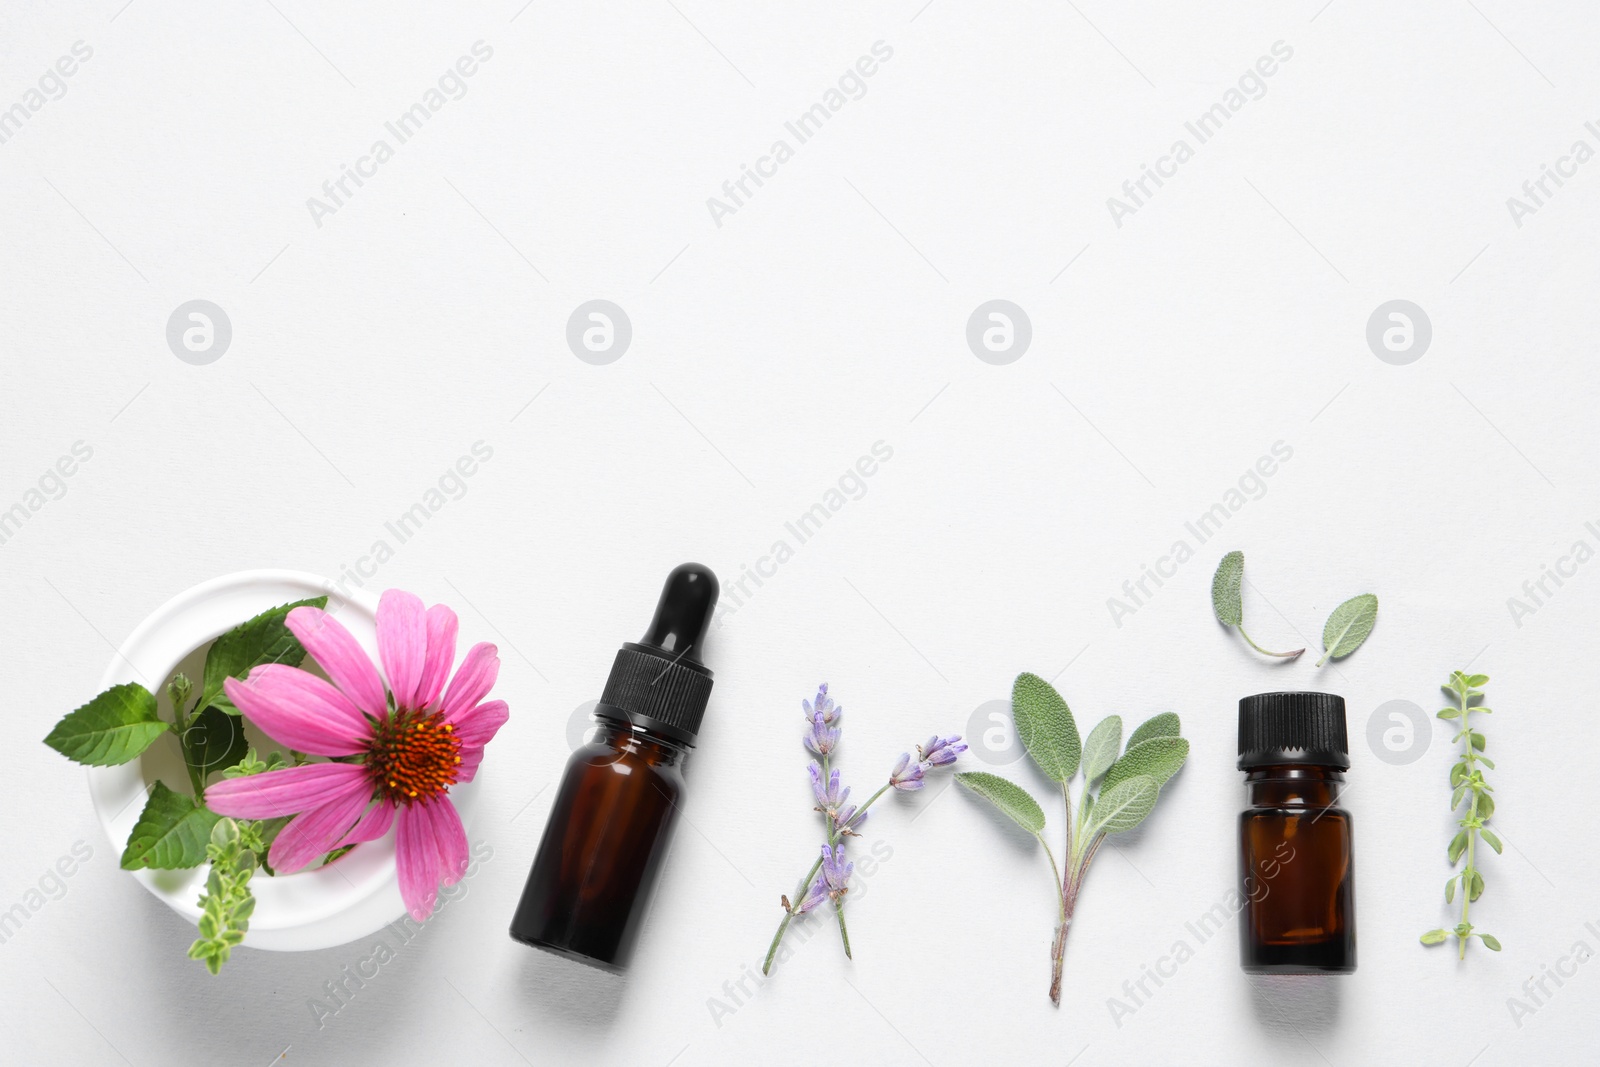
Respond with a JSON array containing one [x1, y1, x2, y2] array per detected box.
[[182, 706, 250, 780], [1447, 829, 1468, 865], [1011, 673, 1080, 783], [1316, 593, 1378, 666], [1211, 551, 1244, 626], [1126, 712, 1181, 749], [120, 782, 220, 870], [1102, 736, 1189, 795], [199, 596, 327, 713], [1419, 928, 1450, 945], [1465, 674, 1489, 688], [1082, 716, 1122, 784], [1478, 793, 1496, 819], [44, 683, 169, 766], [1479, 933, 1502, 951], [955, 771, 1045, 835], [1470, 731, 1486, 752], [1445, 876, 1456, 904], [1468, 869, 1485, 901], [1480, 828, 1502, 854], [1437, 707, 1462, 720], [1088, 775, 1160, 835]]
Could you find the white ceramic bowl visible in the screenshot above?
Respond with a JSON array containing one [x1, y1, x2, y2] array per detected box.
[[87, 570, 474, 951]]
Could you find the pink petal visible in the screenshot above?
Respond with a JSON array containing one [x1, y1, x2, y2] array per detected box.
[[427, 799, 470, 886], [223, 667, 368, 756], [455, 746, 485, 783], [442, 643, 499, 721], [416, 604, 459, 710], [451, 700, 508, 749], [396, 802, 442, 921], [206, 763, 370, 820], [377, 590, 427, 710], [268, 786, 375, 873], [287, 606, 388, 717], [336, 798, 396, 849]]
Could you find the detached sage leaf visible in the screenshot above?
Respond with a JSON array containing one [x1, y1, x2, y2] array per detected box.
[[1081, 715, 1122, 784], [121, 781, 220, 870], [956, 771, 1046, 835], [44, 683, 169, 766], [1210, 551, 1303, 659], [1088, 775, 1160, 835], [200, 596, 327, 713], [1011, 673, 1080, 782], [1126, 712, 1180, 749], [1102, 735, 1189, 795], [1317, 593, 1378, 666]]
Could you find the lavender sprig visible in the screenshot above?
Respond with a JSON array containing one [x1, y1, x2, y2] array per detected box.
[[763, 683, 966, 975]]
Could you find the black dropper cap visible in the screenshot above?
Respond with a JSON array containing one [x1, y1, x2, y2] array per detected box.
[[594, 564, 719, 746], [1238, 692, 1350, 770]]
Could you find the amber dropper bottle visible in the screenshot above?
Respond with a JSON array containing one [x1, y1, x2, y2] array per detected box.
[[509, 564, 719, 973], [1237, 692, 1357, 974]]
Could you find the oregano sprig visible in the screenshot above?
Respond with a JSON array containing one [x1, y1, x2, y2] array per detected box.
[[956, 673, 1188, 1005], [1421, 670, 1502, 958]]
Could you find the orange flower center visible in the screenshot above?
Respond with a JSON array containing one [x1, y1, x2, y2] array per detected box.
[[366, 710, 462, 805]]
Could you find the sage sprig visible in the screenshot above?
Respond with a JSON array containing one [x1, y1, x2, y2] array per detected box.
[[1211, 551, 1304, 658], [1421, 670, 1502, 958], [956, 673, 1188, 1005]]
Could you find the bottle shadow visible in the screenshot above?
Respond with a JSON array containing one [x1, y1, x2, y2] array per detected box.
[[1248, 973, 1345, 1039]]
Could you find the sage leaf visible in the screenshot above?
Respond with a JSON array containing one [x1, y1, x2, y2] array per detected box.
[[1088, 775, 1160, 835], [1316, 593, 1378, 666], [1011, 673, 1080, 782], [956, 771, 1045, 835], [121, 781, 220, 870], [200, 596, 327, 713], [182, 706, 250, 779], [1211, 551, 1244, 626], [44, 683, 169, 766], [1082, 715, 1122, 784], [1126, 712, 1180, 749], [1102, 735, 1189, 795]]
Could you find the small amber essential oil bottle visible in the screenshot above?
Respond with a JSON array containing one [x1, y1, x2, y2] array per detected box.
[[509, 563, 719, 973], [1237, 692, 1357, 975]]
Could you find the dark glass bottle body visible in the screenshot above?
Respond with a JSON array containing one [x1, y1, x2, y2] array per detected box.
[[1238, 765, 1356, 974], [510, 720, 686, 973]]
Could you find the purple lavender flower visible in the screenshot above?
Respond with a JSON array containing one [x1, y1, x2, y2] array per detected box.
[[809, 761, 865, 834], [803, 709, 840, 756], [889, 752, 926, 791], [802, 682, 841, 726], [919, 734, 968, 767], [795, 842, 853, 913]]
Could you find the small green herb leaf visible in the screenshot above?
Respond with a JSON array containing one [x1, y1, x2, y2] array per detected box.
[[1479, 933, 1502, 951], [955, 771, 1045, 835], [1479, 828, 1502, 854], [44, 683, 169, 766], [1420, 929, 1450, 945], [199, 596, 327, 713], [1082, 715, 1122, 784], [1011, 673, 1080, 783], [1211, 551, 1244, 626], [1126, 712, 1180, 749], [1088, 775, 1160, 835], [1316, 593, 1378, 666], [1448, 829, 1468, 865], [1102, 735, 1189, 795], [121, 782, 221, 870]]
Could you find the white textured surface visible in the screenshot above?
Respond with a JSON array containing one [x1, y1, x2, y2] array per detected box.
[[3, 2, 1598, 1065]]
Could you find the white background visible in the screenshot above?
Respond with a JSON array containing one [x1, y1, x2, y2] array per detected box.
[[3, 1, 1599, 1064]]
